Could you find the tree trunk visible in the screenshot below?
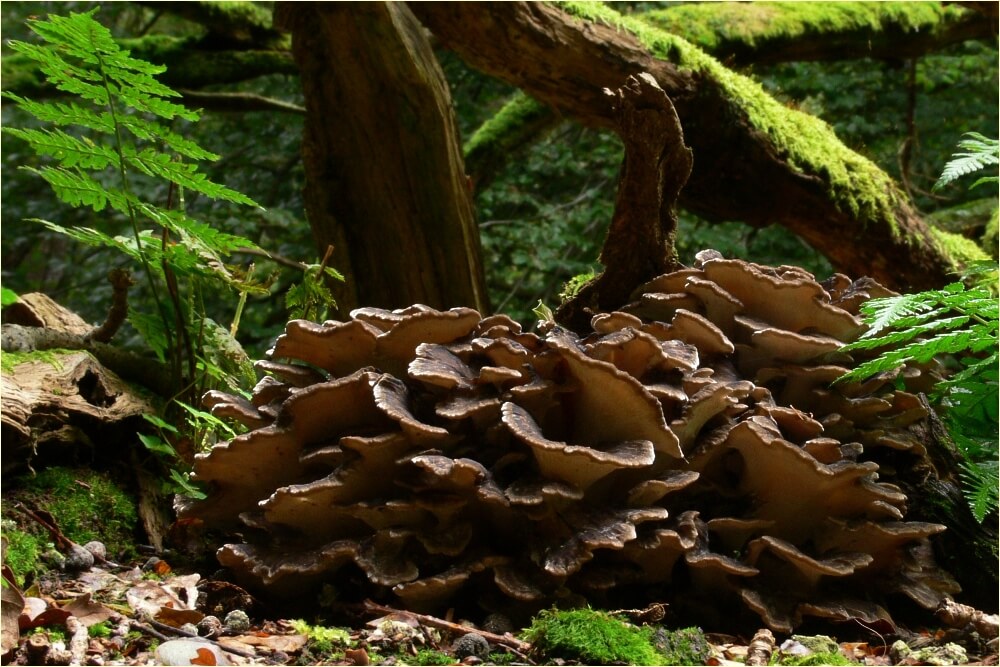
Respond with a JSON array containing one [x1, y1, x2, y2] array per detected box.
[[411, 2, 971, 293], [274, 2, 489, 314]]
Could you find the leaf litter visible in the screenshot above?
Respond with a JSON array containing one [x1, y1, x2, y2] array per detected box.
[[0, 545, 996, 666]]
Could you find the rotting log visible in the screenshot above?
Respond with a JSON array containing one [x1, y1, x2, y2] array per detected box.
[[274, 2, 489, 313], [411, 2, 982, 292]]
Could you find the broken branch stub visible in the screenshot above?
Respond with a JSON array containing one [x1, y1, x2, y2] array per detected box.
[[556, 73, 693, 333], [181, 256, 960, 632]]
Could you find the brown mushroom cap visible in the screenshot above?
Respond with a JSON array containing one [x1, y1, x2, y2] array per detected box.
[[700, 257, 864, 339], [546, 333, 682, 458], [269, 319, 380, 376], [502, 402, 657, 490]]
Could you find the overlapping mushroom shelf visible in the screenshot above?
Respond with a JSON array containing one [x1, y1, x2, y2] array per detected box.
[[180, 251, 959, 632]]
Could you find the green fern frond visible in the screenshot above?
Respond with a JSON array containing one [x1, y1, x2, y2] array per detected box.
[[24, 166, 113, 211], [961, 459, 999, 522], [0, 94, 114, 134], [856, 292, 937, 338], [934, 132, 999, 191], [127, 150, 260, 207], [6, 127, 119, 170], [843, 313, 967, 352]]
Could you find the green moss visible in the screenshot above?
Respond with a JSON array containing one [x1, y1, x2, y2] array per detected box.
[[521, 607, 667, 665], [641, 2, 960, 55], [652, 626, 711, 666], [289, 620, 350, 656], [983, 207, 999, 257], [407, 649, 453, 665], [88, 622, 112, 638], [559, 2, 905, 233], [1, 521, 43, 586], [773, 651, 856, 666], [559, 270, 597, 301], [929, 227, 992, 268], [465, 92, 552, 162], [20, 467, 139, 559], [0, 349, 69, 375]]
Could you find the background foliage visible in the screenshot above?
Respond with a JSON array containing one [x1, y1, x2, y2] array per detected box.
[[2, 1, 997, 335]]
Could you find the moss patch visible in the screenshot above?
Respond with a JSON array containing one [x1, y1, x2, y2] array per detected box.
[[522, 607, 668, 665], [929, 227, 992, 269], [641, 2, 961, 55], [1, 467, 139, 583], [559, 2, 906, 233], [0, 349, 69, 375], [465, 92, 552, 161]]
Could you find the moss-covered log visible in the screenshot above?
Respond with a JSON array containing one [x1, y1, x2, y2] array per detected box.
[[414, 2, 986, 292], [464, 2, 993, 194], [133, 0, 286, 49], [641, 1, 994, 66], [274, 2, 489, 313]]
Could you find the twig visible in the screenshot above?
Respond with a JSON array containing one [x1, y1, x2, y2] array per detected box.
[[745, 628, 775, 666], [87, 268, 134, 343], [178, 89, 306, 114], [139, 618, 257, 658], [232, 246, 308, 271], [66, 616, 88, 666], [360, 599, 532, 656]]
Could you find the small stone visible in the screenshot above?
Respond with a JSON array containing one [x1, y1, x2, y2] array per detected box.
[[223, 609, 251, 634], [64, 543, 95, 571], [83, 541, 107, 560], [142, 556, 162, 571], [197, 615, 223, 639], [180, 623, 199, 636], [452, 633, 490, 661], [155, 639, 231, 666], [461, 657, 483, 665], [482, 613, 514, 635]]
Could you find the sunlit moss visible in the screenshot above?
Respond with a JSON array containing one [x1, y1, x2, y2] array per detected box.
[[929, 227, 992, 269], [521, 607, 667, 665], [641, 2, 963, 54]]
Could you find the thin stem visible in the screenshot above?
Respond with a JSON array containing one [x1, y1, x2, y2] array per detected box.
[[96, 53, 176, 379]]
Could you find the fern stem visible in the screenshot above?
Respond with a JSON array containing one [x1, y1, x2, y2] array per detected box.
[[96, 54, 177, 383]]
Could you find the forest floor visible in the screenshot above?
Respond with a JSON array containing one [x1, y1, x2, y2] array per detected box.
[[3, 547, 998, 667]]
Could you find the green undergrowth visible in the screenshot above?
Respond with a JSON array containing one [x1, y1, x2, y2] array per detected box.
[[521, 607, 708, 665], [1, 467, 139, 584]]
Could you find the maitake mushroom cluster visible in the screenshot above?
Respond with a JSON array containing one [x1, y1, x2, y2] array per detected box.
[[179, 250, 959, 632]]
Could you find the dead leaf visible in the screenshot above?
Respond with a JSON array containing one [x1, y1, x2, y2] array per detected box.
[[345, 647, 370, 666], [191, 647, 217, 665], [157, 606, 205, 628], [126, 574, 200, 617], [228, 633, 308, 653], [154, 560, 173, 576], [62, 593, 113, 627], [1, 570, 25, 654]]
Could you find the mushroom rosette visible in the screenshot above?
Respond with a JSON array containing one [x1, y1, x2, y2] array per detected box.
[[179, 251, 959, 631]]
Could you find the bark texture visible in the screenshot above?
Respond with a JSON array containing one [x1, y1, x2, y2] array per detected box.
[[275, 2, 488, 313], [556, 74, 692, 332], [412, 2, 961, 292]]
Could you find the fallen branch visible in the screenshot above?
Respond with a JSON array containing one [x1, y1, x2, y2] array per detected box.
[[359, 600, 532, 656], [138, 618, 257, 659]]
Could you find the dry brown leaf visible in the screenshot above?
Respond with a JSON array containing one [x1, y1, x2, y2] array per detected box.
[[62, 593, 114, 627], [227, 633, 308, 653], [157, 606, 205, 627], [1, 565, 25, 654]]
